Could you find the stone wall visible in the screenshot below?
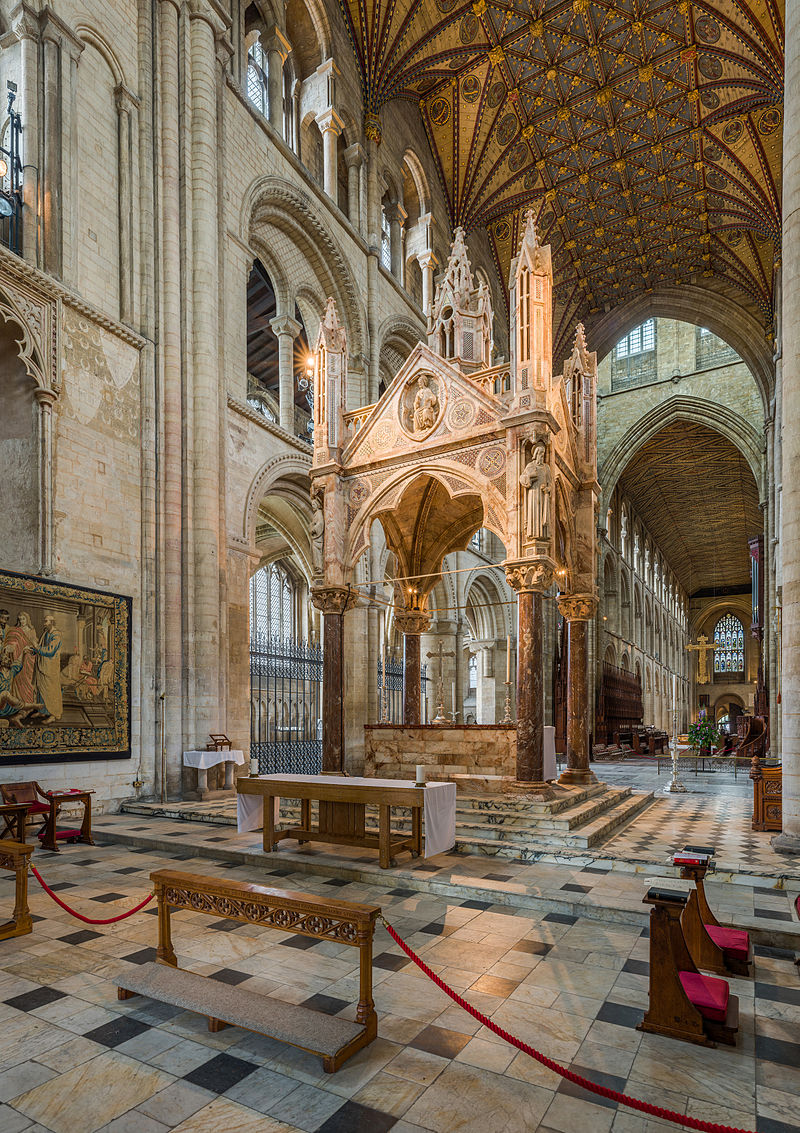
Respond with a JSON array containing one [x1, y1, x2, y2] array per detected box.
[[364, 724, 516, 780]]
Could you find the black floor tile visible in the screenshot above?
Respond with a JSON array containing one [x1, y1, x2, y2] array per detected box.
[[622, 958, 650, 976], [560, 883, 592, 894], [755, 982, 800, 1007], [580, 866, 612, 875], [279, 935, 318, 950], [324, 877, 350, 887], [184, 1052, 258, 1094], [317, 1100, 396, 1133], [410, 1024, 471, 1059], [210, 968, 252, 986], [754, 907, 792, 922], [373, 952, 410, 972], [114, 867, 143, 875], [596, 1001, 642, 1029], [418, 922, 452, 936], [388, 887, 417, 897], [46, 881, 77, 891], [303, 993, 350, 1016], [208, 920, 242, 932], [512, 939, 552, 957], [559, 1064, 626, 1110], [122, 948, 158, 965], [59, 929, 103, 945], [543, 912, 578, 925], [92, 892, 127, 903], [757, 1117, 800, 1133], [206, 837, 230, 843], [84, 1016, 152, 1048], [754, 944, 795, 960], [459, 899, 492, 910], [70, 858, 102, 866], [5, 986, 66, 1012], [484, 873, 513, 882], [755, 1035, 800, 1068]]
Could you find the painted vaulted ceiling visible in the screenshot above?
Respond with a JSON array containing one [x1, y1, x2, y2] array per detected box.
[[337, 0, 783, 358]]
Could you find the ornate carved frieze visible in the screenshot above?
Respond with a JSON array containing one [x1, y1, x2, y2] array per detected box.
[[557, 594, 598, 621], [505, 559, 556, 593], [394, 610, 432, 636], [162, 886, 363, 943], [310, 585, 359, 615]]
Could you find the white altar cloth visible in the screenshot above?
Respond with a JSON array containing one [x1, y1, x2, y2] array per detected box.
[[236, 775, 456, 858], [183, 749, 245, 769]]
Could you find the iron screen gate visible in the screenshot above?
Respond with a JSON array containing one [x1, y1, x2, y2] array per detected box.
[[250, 633, 322, 774], [377, 657, 428, 722]]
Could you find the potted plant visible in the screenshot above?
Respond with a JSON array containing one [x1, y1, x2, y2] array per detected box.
[[687, 717, 719, 758]]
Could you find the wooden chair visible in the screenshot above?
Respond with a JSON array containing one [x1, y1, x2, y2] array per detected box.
[[637, 886, 738, 1048], [675, 846, 752, 978], [0, 782, 50, 838]]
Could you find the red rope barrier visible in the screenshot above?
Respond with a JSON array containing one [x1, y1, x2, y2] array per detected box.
[[381, 917, 757, 1133], [30, 865, 154, 925]]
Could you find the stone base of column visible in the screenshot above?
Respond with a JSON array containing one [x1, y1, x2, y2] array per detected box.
[[558, 766, 598, 787], [771, 832, 800, 855], [508, 780, 557, 801]]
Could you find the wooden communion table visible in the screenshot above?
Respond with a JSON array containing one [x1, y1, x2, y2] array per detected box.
[[237, 774, 456, 869]]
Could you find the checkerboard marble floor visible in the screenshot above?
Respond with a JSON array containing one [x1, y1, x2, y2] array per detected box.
[[1, 842, 799, 1133]]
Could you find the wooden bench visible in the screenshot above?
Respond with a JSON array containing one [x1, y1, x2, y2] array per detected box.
[[117, 869, 380, 1073], [674, 846, 752, 979], [637, 886, 738, 1048], [0, 838, 35, 941]]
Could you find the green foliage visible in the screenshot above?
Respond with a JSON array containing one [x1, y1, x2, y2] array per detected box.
[[687, 717, 719, 750]]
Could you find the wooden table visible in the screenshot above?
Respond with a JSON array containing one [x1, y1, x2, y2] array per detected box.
[[40, 790, 95, 853], [0, 802, 29, 844], [237, 775, 455, 869]]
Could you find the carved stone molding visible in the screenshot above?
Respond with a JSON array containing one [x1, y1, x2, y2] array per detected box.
[[310, 585, 359, 614], [504, 558, 556, 594], [394, 611, 432, 636], [557, 594, 598, 621]]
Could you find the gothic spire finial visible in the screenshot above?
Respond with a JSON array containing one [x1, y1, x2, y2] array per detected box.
[[522, 207, 539, 249]]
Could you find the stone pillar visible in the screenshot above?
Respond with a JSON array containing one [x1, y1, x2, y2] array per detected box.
[[264, 28, 289, 134], [12, 4, 39, 266], [775, 0, 800, 852], [34, 387, 57, 577], [383, 202, 406, 279], [312, 587, 357, 773], [418, 251, 438, 317], [40, 23, 61, 275], [316, 108, 344, 201], [476, 644, 497, 724], [365, 115, 381, 400], [395, 611, 430, 725], [115, 85, 139, 325], [270, 314, 301, 433], [344, 143, 364, 232], [557, 595, 598, 786], [506, 562, 555, 796]]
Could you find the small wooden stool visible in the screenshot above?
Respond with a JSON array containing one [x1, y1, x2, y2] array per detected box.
[[638, 886, 738, 1048], [675, 845, 752, 978]]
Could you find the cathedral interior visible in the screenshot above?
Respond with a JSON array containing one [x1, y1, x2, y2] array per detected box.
[[0, 0, 797, 1130]]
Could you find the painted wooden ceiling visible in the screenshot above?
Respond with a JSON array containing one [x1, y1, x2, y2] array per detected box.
[[339, 0, 783, 357]]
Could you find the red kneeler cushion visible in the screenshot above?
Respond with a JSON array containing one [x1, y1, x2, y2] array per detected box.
[[679, 971, 729, 1022], [705, 924, 750, 961]]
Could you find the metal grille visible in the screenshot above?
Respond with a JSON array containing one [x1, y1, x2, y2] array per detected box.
[[377, 657, 428, 723], [250, 632, 323, 774]]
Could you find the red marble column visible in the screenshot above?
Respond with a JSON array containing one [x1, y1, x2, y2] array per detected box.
[[558, 596, 598, 787], [516, 590, 548, 786], [322, 610, 345, 773], [403, 634, 421, 725]]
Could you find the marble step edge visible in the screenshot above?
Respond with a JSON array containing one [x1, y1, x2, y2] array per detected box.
[[90, 825, 800, 950], [564, 792, 657, 849]]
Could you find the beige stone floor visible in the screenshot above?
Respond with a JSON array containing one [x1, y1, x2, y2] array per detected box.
[[0, 840, 798, 1132]]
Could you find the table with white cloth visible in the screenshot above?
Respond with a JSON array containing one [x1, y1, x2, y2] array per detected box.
[[236, 774, 456, 868], [183, 749, 245, 794]]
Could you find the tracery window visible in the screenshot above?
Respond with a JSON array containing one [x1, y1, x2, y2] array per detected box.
[[468, 654, 478, 694], [616, 320, 655, 358], [380, 206, 392, 271], [713, 614, 744, 674], [611, 319, 656, 390], [250, 561, 298, 640], [247, 41, 269, 117]]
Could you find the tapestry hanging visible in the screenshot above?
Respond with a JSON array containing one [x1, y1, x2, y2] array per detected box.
[[0, 569, 131, 764]]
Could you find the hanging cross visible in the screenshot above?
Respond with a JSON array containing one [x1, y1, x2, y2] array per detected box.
[[426, 641, 455, 724], [685, 634, 719, 685]]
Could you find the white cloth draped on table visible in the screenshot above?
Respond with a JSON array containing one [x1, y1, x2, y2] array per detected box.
[[183, 750, 245, 770], [236, 776, 456, 858]]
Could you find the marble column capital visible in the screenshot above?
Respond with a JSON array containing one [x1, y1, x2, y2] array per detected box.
[[11, 2, 39, 41], [263, 25, 291, 62], [344, 142, 366, 169], [34, 386, 58, 409], [557, 594, 598, 621], [504, 558, 555, 594], [311, 585, 359, 614], [115, 84, 141, 113], [417, 250, 438, 271], [316, 107, 344, 136], [39, 9, 83, 58], [394, 610, 432, 636], [269, 314, 302, 340], [186, 0, 231, 37]]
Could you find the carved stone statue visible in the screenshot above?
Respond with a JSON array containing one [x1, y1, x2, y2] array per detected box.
[[413, 375, 439, 433], [310, 490, 324, 574], [520, 441, 551, 540]]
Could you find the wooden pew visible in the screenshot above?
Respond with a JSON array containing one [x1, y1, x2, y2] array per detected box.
[[637, 886, 738, 1048], [0, 838, 35, 941], [674, 846, 752, 978], [117, 869, 380, 1072]]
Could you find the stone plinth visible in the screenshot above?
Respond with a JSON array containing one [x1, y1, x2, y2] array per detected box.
[[364, 724, 516, 781]]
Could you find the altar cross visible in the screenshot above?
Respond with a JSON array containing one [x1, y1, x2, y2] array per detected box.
[[685, 634, 719, 685], [426, 641, 455, 724]]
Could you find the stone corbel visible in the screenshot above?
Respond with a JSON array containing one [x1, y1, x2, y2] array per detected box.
[[557, 594, 598, 622], [504, 558, 556, 594]]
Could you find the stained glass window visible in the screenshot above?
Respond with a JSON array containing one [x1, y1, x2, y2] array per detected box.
[[713, 614, 744, 674], [246, 43, 268, 117]]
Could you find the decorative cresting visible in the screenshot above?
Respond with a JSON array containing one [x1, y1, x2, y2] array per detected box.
[[337, 0, 782, 352], [162, 885, 364, 943], [311, 215, 599, 785]]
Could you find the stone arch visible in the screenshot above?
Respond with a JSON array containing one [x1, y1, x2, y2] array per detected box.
[[0, 293, 48, 390], [599, 396, 765, 504], [464, 571, 509, 640], [378, 315, 425, 392], [240, 176, 366, 358], [243, 451, 312, 548], [285, 0, 331, 64], [402, 149, 430, 216], [74, 23, 127, 87], [588, 284, 773, 409], [604, 642, 616, 666]]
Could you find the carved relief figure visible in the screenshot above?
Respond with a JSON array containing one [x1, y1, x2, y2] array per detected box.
[[310, 490, 325, 575], [520, 441, 551, 539], [413, 375, 439, 433]]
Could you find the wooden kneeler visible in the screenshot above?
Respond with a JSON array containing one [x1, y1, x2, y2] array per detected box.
[[676, 845, 753, 979], [638, 887, 738, 1048]]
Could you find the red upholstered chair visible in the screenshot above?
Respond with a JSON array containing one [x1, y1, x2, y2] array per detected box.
[[0, 781, 50, 838]]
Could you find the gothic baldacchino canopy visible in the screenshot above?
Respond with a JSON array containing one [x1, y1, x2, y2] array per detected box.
[[339, 0, 782, 355]]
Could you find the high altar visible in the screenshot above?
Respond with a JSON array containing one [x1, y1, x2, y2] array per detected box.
[[310, 214, 600, 795]]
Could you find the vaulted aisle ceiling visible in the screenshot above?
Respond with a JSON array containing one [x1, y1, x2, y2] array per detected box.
[[338, 0, 783, 356]]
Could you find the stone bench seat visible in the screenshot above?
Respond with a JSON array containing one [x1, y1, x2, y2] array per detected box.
[[118, 962, 364, 1070]]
